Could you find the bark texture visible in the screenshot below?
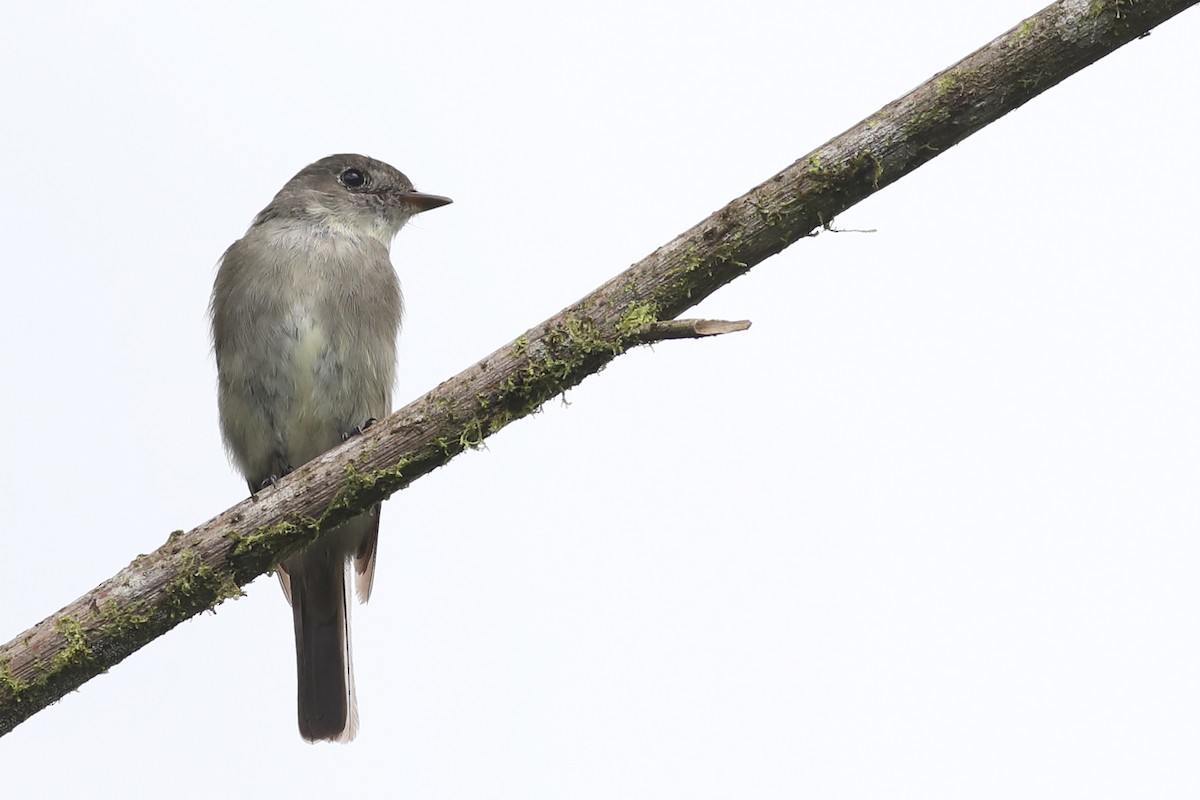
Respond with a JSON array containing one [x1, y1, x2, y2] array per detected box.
[[1, 0, 1194, 736]]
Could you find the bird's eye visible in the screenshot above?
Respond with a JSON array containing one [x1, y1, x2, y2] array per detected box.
[[340, 169, 367, 189]]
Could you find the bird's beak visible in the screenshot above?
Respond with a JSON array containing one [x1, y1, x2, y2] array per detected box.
[[400, 192, 453, 212]]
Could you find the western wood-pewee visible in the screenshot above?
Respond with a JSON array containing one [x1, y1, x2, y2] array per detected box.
[[210, 154, 451, 742]]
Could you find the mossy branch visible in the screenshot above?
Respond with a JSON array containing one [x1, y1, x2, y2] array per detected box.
[[1, 0, 1193, 737]]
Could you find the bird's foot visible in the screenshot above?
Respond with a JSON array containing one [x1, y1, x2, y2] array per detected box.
[[341, 418, 378, 441], [257, 467, 294, 492]]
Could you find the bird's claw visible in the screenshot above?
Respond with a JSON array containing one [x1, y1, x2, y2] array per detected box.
[[341, 418, 378, 441], [257, 467, 293, 492]]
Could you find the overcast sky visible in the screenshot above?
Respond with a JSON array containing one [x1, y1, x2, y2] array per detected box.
[[2, 2, 1198, 797]]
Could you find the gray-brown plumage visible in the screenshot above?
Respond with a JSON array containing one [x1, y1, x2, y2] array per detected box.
[[210, 154, 450, 742]]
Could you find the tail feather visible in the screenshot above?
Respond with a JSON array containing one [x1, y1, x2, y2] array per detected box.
[[289, 548, 357, 743], [353, 508, 381, 603]]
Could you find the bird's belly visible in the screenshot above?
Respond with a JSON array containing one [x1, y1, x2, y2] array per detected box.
[[272, 307, 382, 468]]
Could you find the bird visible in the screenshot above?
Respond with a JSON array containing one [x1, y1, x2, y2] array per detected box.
[[209, 154, 451, 741]]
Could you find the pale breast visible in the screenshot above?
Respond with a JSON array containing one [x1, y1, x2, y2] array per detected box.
[[214, 218, 403, 476]]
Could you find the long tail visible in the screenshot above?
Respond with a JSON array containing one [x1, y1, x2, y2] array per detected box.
[[287, 546, 358, 743]]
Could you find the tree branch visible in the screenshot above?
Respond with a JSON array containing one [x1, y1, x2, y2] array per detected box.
[[1, 0, 1193, 736], [639, 319, 753, 342]]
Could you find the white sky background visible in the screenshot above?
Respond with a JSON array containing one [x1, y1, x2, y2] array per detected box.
[[1, 1, 1198, 796]]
